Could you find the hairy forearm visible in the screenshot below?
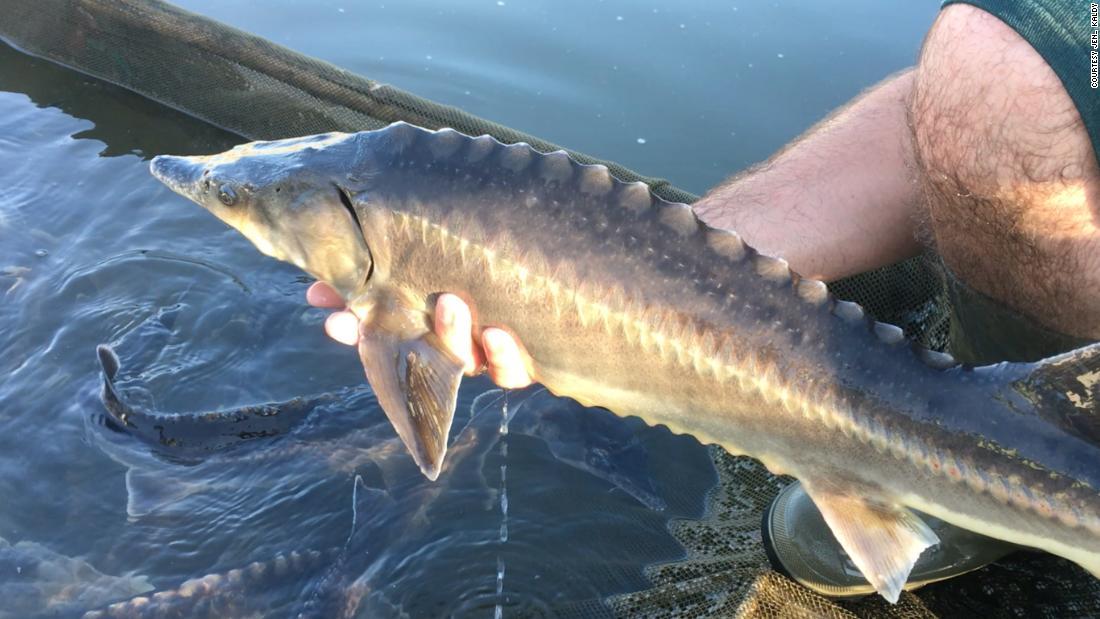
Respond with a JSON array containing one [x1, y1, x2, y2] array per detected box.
[[693, 69, 922, 281]]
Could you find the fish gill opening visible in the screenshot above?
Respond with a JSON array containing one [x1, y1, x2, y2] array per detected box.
[[335, 184, 373, 284]]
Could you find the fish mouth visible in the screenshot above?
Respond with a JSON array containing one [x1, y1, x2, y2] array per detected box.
[[150, 154, 205, 201]]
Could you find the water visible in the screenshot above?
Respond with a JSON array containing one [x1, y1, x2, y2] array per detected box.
[[496, 393, 509, 619], [0, 1, 938, 616], [172, 0, 937, 195]]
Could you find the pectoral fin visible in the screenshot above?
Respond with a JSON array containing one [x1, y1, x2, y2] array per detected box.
[[804, 483, 939, 603], [358, 324, 464, 481]]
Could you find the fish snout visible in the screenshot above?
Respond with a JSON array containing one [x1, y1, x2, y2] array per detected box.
[[150, 154, 207, 202]]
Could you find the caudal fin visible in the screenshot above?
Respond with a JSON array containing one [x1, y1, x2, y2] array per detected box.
[[1004, 342, 1100, 446], [962, 341, 1100, 508]]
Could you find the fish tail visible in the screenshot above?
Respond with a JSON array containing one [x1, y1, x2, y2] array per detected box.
[[95, 344, 132, 428], [1005, 341, 1100, 445]]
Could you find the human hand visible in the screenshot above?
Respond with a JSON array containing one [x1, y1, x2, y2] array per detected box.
[[306, 282, 533, 389]]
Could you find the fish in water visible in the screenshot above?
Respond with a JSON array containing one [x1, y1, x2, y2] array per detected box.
[[96, 344, 344, 459], [150, 122, 1100, 602], [93, 345, 396, 518], [93, 343, 498, 517], [80, 548, 336, 619], [0, 536, 152, 619]]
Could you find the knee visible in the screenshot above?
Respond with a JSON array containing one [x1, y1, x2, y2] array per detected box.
[[908, 4, 1100, 334], [911, 5, 1091, 205]]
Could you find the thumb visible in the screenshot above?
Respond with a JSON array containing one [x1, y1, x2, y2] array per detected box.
[[324, 310, 360, 346]]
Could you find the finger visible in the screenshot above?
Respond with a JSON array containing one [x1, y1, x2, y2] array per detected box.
[[482, 328, 533, 389], [435, 293, 482, 374], [307, 281, 346, 308], [324, 310, 360, 346]]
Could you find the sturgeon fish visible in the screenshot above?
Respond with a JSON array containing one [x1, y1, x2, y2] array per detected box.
[[149, 122, 1100, 602], [96, 344, 343, 458], [80, 548, 336, 619]]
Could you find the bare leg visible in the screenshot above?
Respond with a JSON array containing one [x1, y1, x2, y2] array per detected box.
[[693, 70, 922, 282], [913, 5, 1100, 338]]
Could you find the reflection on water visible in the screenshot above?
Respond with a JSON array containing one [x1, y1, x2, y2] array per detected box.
[[0, 42, 238, 159], [0, 0, 934, 615]]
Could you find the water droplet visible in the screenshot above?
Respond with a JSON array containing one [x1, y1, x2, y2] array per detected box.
[[636, 138, 647, 144], [777, 52, 785, 59], [679, 23, 686, 29], [496, 0, 505, 5], [616, 15, 623, 21], [34, 249, 47, 258]]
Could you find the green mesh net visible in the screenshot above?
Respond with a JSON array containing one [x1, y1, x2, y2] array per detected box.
[[599, 448, 1100, 619], [3, 1, 1091, 616]]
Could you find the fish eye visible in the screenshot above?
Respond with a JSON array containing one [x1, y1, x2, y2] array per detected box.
[[217, 184, 239, 206]]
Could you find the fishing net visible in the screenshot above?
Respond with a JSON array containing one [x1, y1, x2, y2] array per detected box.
[[599, 448, 1100, 619], [2, 0, 1092, 616]]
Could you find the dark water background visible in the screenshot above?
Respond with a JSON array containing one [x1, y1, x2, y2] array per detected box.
[[0, 1, 937, 616]]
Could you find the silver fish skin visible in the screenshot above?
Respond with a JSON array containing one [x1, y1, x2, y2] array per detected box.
[[149, 123, 1100, 602]]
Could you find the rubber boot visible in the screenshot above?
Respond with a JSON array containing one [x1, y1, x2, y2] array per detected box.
[[762, 480, 1018, 599]]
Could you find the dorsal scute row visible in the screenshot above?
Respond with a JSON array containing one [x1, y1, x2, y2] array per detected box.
[[381, 122, 957, 370]]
